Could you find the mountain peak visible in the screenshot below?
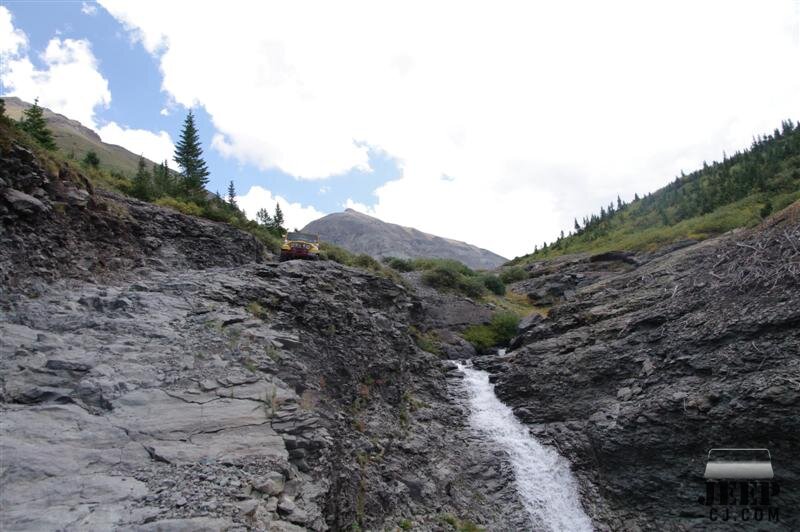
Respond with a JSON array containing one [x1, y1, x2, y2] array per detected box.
[[303, 211, 506, 269]]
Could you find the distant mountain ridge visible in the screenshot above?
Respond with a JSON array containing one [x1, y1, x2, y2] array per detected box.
[[302, 208, 507, 270], [3, 96, 158, 177]]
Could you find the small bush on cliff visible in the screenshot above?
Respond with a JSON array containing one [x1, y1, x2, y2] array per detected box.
[[463, 312, 520, 351], [479, 273, 506, 295], [82, 151, 100, 168], [499, 266, 528, 284], [353, 253, 381, 271], [154, 197, 204, 217], [421, 263, 487, 298], [319, 242, 353, 265], [409, 326, 441, 355], [383, 256, 415, 272]]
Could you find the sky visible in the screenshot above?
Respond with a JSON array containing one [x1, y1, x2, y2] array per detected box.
[[1, 1, 798, 259]]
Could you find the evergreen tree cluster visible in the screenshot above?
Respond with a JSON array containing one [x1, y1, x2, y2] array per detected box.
[[531, 119, 800, 256], [125, 111, 286, 235]]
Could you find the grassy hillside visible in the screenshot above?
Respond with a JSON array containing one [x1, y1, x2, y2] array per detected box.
[[511, 120, 800, 265], [4, 96, 158, 178]]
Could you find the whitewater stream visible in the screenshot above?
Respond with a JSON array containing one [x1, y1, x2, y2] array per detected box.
[[455, 360, 593, 532]]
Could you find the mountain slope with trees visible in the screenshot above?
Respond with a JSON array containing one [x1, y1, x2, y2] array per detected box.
[[3, 96, 157, 177], [512, 120, 800, 264]]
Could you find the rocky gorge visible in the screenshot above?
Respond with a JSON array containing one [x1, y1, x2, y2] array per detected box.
[[2, 133, 799, 532], [484, 205, 800, 531]]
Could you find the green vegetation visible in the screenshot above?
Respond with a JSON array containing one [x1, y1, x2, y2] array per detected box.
[[82, 150, 100, 168], [246, 301, 264, 318], [227, 180, 237, 207], [318, 243, 404, 281], [498, 265, 528, 284], [463, 312, 520, 351], [173, 110, 210, 192], [383, 257, 506, 299], [409, 326, 441, 355], [2, 106, 287, 255], [4, 97, 151, 176], [512, 120, 800, 263], [17, 98, 56, 150], [154, 196, 204, 217], [383, 256, 415, 272]]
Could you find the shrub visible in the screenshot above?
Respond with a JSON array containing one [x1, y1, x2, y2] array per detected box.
[[154, 196, 203, 217], [82, 151, 100, 168], [489, 312, 521, 344], [422, 262, 487, 298], [319, 242, 353, 265], [383, 256, 415, 272], [499, 266, 528, 284], [353, 253, 381, 270], [412, 257, 474, 276], [421, 265, 459, 289], [246, 301, 264, 318], [463, 312, 520, 351], [462, 324, 497, 351], [480, 274, 506, 295], [410, 326, 441, 355]]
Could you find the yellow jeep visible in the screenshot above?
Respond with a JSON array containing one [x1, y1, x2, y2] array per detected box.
[[280, 231, 321, 261]]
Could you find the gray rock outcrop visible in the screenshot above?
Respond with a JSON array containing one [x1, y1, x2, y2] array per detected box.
[[482, 206, 800, 530], [0, 140, 528, 531]]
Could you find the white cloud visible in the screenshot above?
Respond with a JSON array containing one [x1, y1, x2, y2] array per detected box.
[[0, 6, 26, 57], [96, 122, 175, 167], [99, 1, 800, 257], [0, 8, 179, 170], [236, 185, 325, 231], [159, 107, 169, 116], [81, 2, 98, 16], [1, 31, 111, 128]]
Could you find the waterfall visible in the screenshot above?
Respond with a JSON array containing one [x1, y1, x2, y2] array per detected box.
[[455, 361, 593, 532]]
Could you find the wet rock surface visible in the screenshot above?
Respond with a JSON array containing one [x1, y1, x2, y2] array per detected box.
[[485, 206, 800, 530]]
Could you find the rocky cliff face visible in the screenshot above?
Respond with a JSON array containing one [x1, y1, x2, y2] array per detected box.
[[302, 209, 507, 270], [0, 138, 528, 530], [481, 205, 800, 530]]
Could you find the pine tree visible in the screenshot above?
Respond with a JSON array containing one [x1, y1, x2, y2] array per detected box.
[[132, 155, 151, 200], [19, 98, 57, 150], [227, 180, 237, 207], [617, 195, 623, 209], [573, 218, 580, 232], [256, 208, 272, 226], [273, 202, 284, 229], [173, 111, 210, 192], [153, 160, 173, 197]]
